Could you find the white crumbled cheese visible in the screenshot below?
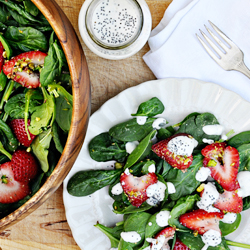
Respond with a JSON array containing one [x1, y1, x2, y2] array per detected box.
[[136, 116, 147, 125], [167, 136, 198, 156], [152, 118, 167, 130], [146, 235, 165, 250], [201, 229, 222, 249], [221, 213, 237, 224], [156, 210, 171, 227], [111, 182, 123, 195], [195, 167, 211, 182], [121, 231, 141, 243], [146, 181, 166, 206], [202, 138, 214, 144], [124, 168, 130, 175], [125, 141, 139, 154], [197, 183, 220, 212], [202, 125, 224, 135], [221, 134, 228, 141], [166, 182, 176, 194], [148, 222, 152, 226], [237, 171, 250, 198], [148, 164, 156, 173]]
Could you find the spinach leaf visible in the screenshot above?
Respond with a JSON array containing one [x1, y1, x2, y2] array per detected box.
[[0, 5, 10, 24], [4, 26, 48, 52], [89, 132, 127, 162], [109, 117, 156, 142], [131, 97, 165, 117], [176, 113, 220, 147], [124, 130, 156, 169], [24, 0, 39, 16], [7, 7, 31, 25], [156, 159, 172, 179], [113, 202, 152, 215], [67, 169, 123, 197], [31, 128, 52, 172], [243, 196, 250, 211], [219, 214, 241, 236], [167, 154, 203, 201], [237, 143, 250, 171], [51, 121, 64, 154], [156, 126, 175, 140], [169, 194, 200, 231], [228, 131, 250, 148]]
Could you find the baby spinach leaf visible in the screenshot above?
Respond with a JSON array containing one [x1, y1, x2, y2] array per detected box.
[[109, 117, 156, 142], [141, 160, 156, 174], [176, 113, 220, 147], [89, 132, 127, 162], [0, 5, 10, 24], [155, 159, 172, 179], [67, 169, 123, 197], [124, 130, 157, 169], [237, 143, 250, 171], [169, 194, 200, 231], [113, 202, 152, 215], [51, 121, 64, 154], [167, 154, 203, 201], [0, 70, 7, 92], [4, 26, 48, 51], [243, 196, 250, 211], [228, 131, 250, 148], [156, 126, 175, 140], [131, 97, 165, 117], [31, 128, 52, 172], [7, 7, 31, 25], [24, 0, 39, 16], [219, 214, 241, 236]]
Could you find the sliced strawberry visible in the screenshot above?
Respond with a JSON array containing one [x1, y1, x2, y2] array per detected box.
[[120, 170, 158, 207], [201, 142, 226, 159], [179, 209, 224, 235], [213, 190, 243, 214], [11, 149, 38, 183], [152, 133, 195, 170], [150, 227, 176, 249], [0, 42, 4, 71], [203, 144, 240, 191], [9, 119, 36, 147], [173, 238, 190, 250], [0, 162, 30, 203], [3, 51, 47, 88]]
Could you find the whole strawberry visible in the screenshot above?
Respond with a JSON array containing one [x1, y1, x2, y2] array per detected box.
[[11, 149, 38, 183], [173, 238, 190, 250], [9, 119, 36, 147]]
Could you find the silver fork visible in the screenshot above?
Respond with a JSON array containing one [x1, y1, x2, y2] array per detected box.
[[196, 20, 250, 79]]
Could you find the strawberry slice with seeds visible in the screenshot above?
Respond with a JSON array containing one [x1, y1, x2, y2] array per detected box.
[[213, 190, 243, 214], [173, 238, 190, 250], [201, 142, 226, 159], [152, 133, 196, 170], [9, 119, 36, 147], [179, 209, 224, 235], [149, 227, 175, 249], [202, 144, 240, 191], [120, 170, 158, 207], [3, 51, 47, 88], [11, 149, 38, 183], [0, 162, 30, 203]]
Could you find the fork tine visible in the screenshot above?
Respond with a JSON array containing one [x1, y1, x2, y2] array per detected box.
[[199, 29, 224, 58], [196, 33, 221, 63], [205, 25, 228, 52], [208, 20, 234, 48]]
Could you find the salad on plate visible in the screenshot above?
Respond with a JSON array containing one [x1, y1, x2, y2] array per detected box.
[[67, 95, 250, 250], [0, 0, 72, 218]]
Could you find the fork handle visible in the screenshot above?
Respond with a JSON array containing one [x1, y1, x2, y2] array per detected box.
[[235, 61, 250, 79]]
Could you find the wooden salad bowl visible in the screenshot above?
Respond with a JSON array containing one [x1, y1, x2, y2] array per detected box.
[[0, 0, 91, 230]]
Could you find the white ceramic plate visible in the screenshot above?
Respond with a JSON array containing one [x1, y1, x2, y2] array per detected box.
[[63, 78, 250, 250]]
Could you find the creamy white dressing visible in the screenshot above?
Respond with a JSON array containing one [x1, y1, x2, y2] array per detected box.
[[221, 213, 237, 224], [152, 118, 167, 130], [136, 116, 147, 125], [202, 125, 224, 135], [146, 235, 165, 250], [120, 231, 141, 243], [124, 168, 130, 175], [111, 182, 123, 195], [195, 167, 211, 182], [167, 136, 198, 156], [201, 229, 222, 249], [146, 181, 166, 206], [156, 210, 171, 227], [202, 138, 214, 144], [125, 141, 139, 154], [237, 171, 250, 198], [148, 164, 156, 173], [166, 182, 176, 194]]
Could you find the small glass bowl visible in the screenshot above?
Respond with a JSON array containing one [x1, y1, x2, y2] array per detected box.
[[78, 0, 152, 60]]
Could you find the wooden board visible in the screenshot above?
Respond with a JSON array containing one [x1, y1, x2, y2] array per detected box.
[[0, 0, 172, 249]]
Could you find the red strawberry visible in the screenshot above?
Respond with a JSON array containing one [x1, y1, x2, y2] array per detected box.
[[151, 227, 175, 249], [0, 42, 4, 71], [9, 119, 36, 147], [120, 170, 158, 207], [213, 190, 243, 214], [0, 162, 30, 203], [201, 142, 226, 159], [202, 144, 240, 191], [11, 149, 38, 183], [3, 51, 47, 88], [173, 238, 190, 250], [152, 133, 195, 170], [179, 209, 224, 235]]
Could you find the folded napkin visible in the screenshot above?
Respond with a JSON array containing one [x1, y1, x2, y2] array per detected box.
[[143, 0, 250, 103]]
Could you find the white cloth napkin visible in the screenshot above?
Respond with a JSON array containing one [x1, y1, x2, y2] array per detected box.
[[143, 0, 250, 103]]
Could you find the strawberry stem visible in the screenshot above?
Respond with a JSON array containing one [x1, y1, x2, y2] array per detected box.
[[226, 240, 250, 249], [0, 141, 12, 160]]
